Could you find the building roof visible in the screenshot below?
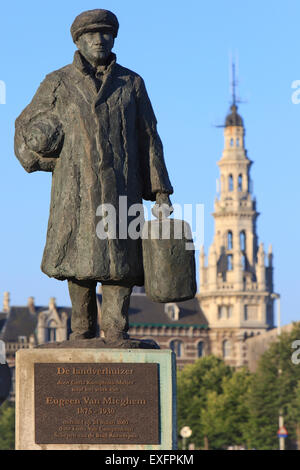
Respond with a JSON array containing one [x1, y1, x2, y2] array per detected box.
[[0, 306, 72, 342], [0, 307, 38, 342], [0, 293, 207, 342], [0, 313, 7, 335], [108, 293, 208, 328]]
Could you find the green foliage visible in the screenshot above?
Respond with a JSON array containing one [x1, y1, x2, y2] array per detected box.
[[177, 355, 233, 449], [201, 369, 253, 449], [246, 323, 300, 450], [177, 323, 300, 450], [0, 401, 15, 450]]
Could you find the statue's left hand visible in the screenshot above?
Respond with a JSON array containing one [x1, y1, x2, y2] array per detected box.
[[152, 192, 174, 219]]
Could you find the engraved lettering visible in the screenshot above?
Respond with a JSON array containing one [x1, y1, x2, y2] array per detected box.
[[77, 408, 93, 415], [46, 397, 80, 407], [35, 363, 158, 444], [71, 367, 133, 376], [57, 367, 70, 375], [102, 397, 147, 407]]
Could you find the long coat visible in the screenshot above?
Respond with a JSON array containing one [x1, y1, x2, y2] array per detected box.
[[15, 52, 173, 285]]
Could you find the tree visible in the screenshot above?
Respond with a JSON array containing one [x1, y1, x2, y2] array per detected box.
[[245, 322, 300, 449], [177, 323, 300, 450], [287, 380, 300, 449], [201, 369, 253, 449], [177, 355, 232, 449], [0, 401, 15, 450]]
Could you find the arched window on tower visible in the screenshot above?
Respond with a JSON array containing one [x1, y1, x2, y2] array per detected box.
[[236, 138, 240, 147], [230, 138, 234, 147], [223, 340, 231, 359], [228, 174, 234, 191], [227, 231, 233, 250], [240, 231, 246, 251], [227, 254, 233, 271], [238, 174, 243, 191], [242, 254, 247, 271]]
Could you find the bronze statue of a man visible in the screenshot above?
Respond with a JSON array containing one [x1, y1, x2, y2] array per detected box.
[[14, 9, 173, 344]]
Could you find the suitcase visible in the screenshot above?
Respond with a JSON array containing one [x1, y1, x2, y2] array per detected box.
[[142, 218, 197, 303]]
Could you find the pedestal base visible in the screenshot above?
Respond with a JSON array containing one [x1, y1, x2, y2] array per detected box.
[[16, 348, 177, 450], [36, 337, 160, 350]]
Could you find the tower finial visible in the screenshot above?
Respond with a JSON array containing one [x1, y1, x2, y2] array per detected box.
[[225, 54, 244, 128], [230, 53, 243, 109], [231, 60, 237, 107]]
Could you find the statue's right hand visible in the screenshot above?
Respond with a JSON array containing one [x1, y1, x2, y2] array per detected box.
[[25, 116, 64, 157], [151, 193, 174, 220]]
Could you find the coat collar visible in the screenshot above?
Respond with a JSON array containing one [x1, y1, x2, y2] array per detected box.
[[73, 51, 117, 105], [73, 50, 117, 76]]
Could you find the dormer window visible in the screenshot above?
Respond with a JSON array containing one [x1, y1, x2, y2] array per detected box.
[[165, 303, 180, 321], [47, 320, 57, 343]]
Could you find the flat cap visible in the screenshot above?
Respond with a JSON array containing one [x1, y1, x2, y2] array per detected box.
[[71, 9, 119, 42]]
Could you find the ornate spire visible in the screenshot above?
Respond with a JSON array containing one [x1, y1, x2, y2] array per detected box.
[[225, 61, 244, 128], [231, 61, 237, 107]]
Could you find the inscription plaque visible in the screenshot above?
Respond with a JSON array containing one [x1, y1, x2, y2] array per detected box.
[[34, 363, 160, 445]]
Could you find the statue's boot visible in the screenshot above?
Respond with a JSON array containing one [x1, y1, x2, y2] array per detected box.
[[100, 284, 132, 342], [68, 279, 98, 340], [39, 280, 159, 349]]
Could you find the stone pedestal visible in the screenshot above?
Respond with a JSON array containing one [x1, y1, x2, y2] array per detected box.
[[16, 348, 177, 450]]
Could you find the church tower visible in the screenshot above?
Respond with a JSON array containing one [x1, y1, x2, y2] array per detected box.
[[198, 77, 276, 367]]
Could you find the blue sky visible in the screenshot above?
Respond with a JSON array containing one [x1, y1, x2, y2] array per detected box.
[[0, 0, 299, 325]]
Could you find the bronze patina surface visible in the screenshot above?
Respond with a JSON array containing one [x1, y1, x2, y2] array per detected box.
[[34, 362, 159, 445]]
